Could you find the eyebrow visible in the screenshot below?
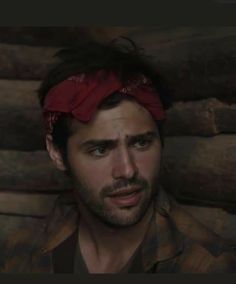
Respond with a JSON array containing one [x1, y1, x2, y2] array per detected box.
[[80, 131, 158, 149]]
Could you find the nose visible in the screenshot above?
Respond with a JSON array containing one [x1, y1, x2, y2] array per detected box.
[[111, 147, 138, 180]]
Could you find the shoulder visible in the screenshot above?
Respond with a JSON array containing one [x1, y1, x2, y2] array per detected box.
[[176, 237, 236, 273], [0, 221, 46, 272], [155, 190, 236, 273], [1, 191, 77, 273], [171, 202, 236, 273]]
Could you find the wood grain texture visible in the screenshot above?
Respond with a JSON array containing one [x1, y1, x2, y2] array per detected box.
[[0, 151, 71, 191], [165, 99, 236, 136], [0, 28, 236, 102], [161, 135, 236, 206], [101, 27, 236, 102], [0, 44, 57, 80], [0, 192, 58, 217]]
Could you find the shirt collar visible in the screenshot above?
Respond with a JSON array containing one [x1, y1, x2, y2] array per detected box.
[[40, 192, 78, 253], [40, 188, 184, 264]]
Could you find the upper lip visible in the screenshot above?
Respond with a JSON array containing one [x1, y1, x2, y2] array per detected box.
[[108, 186, 142, 197]]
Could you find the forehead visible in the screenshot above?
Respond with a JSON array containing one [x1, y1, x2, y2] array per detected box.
[[70, 100, 158, 139]]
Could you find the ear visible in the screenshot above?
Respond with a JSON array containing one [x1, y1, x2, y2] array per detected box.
[[46, 134, 67, 171]]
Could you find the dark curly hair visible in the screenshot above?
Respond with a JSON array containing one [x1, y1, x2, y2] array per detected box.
[[38, 37, 172, 166]]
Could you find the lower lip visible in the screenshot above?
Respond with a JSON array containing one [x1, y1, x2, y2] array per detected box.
[[108, 191, 142, 207]]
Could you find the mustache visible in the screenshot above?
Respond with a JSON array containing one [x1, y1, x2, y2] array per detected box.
[[100, 178, 148, 197]]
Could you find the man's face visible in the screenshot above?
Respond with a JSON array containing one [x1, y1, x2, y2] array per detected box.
[[66, 100, 162, 227]]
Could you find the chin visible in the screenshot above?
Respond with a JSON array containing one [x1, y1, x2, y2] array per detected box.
[[97, 204, 150, 228]]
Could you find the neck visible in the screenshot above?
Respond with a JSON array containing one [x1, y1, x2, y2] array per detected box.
[[76, 198, 154, 265]]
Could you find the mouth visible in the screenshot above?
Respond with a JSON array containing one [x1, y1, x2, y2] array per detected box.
[[107, 186, 143, 207]]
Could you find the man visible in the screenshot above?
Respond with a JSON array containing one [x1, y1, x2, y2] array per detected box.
[[2, 39, 236, 273]]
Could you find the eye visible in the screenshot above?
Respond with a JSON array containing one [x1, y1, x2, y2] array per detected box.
[[88, 146, 109, 157], [133, 138, 152, 150]]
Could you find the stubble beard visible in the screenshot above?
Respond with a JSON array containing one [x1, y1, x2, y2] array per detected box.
[[73, 176, 159, 228]]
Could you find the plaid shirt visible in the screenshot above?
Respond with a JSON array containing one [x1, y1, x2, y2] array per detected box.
[[2, 189, 236, 273]]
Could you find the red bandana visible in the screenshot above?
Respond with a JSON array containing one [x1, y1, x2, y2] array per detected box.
[[43, 70, 166, 134]]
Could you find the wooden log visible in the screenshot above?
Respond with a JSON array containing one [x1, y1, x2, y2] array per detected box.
[[214, 105, 236, 133], [0, 109, 45, 151], [161, 135, 236, 207], [165, 98, 236, 136], [151, 34, 236, 102], [0, 192, 58, 217], [166, 99, 217, 136], [0, 79, 40, 109], [0, 44, 57, 80], [104, 27, 236, 102], [0, 28, 236, 102], [0, 151, 71, 192], [0, 79, 45, 150]]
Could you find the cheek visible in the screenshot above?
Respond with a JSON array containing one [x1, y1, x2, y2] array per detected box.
[[68, 153, 111, 190], [134, 148, 161, 180]]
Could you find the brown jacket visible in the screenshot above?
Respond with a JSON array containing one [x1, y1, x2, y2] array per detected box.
[[1, 189, 236, 273]]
